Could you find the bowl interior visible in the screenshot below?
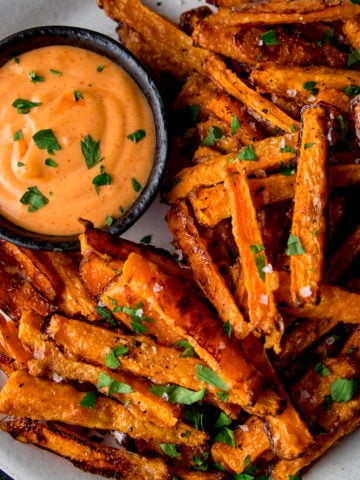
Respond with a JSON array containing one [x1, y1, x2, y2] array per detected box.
[[0, 26, 168, 251]]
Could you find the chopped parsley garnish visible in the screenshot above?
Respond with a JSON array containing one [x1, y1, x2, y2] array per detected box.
[[214, 427, 236, 447], [13, 129, 23, 141], [131, 177, 142, 192], [108, 298, 154, 333], [286, 234, 305, 256], [105, 215, 114, 226], [304, 142, 315, 150], [20, 186, 49, 212], [279, 145, 295, 154], [201, 125, 225, 146], [314, 361, 331, 376], [238, 144, 257, 161], [347, 49, 360, 67], [224, 321, 232, 338], [234, 456, 269, 480], [187, 104, 200, 125], [80, 391, 97, 409], [343, 85, 360, 98], [95, 305, 119, 327], [193, 452, 209, 471], [81, 134, 104, 169], [149, 384, 206, 405], [49, 68, 62, 76], [29, 70, 45, 83], [74, 90, 83, 102], [105, 345, 129, 369], [303, 81, 318, 96], [33, 129, 61, 155], [97, 371, 133, 394], [290, 123, 297, 133], [159, 443, 181, 458], [261, 29, 280, 46], [140, 234, 152, 245], [330, 377, 358, 403], [196, 364, 229, 392], [12, 98, 42, 114], [97, 64, 105, 72], [127, 129, 146, 143], [92, 165, 111, 195], [250, 243, 266, 281], [45, 158, 58, 168], [279, 160, 296, 176], [173, 339, 196, 358], [231, 115, 241, 134]]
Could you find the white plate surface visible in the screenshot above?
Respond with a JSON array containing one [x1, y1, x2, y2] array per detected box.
[[0, 1, 359, 479]]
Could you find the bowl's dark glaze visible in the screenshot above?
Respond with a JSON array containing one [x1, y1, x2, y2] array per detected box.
[[0, 26, 168, 251]]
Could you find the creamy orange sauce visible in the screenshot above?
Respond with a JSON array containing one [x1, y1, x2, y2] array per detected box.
[[0, 45, 155, 235]]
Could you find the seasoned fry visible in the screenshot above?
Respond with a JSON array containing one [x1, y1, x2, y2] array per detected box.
[[0, 417, 170, 480], [224, 160, 283, 351], [343, 16, 360, 50], [289, 105, 329, 306], [204, 56, 299, 133], [201, 1, 360, 25], [351, 94, 360, 142], [0, 370, 207, 447]]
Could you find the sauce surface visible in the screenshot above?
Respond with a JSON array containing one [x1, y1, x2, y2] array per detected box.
[[0, 45, 155, 235]]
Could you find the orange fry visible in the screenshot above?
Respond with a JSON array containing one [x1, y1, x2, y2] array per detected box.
[[224, 160, 283, 352], [289, 105, 329, 306]]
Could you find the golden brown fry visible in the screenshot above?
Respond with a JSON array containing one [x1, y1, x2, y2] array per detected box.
[[224, 160, 283, 352], [204, 56, 299, 133], [97, 0, 213, 80], [351, 94, 360, 142], [167, 200, 250, 340], [251, 63, 360, 107], [19, 310, 181, 428], [343, 16, 360, 50], [0, 370, 207, 447], [163, 133, 298, 204], [203, 1, 360, 25], [0, 417, 170, 480], [290, 105, 329, 306], [116, 251, 263, 407], [208, 0, 342, 13], [0, 313, 32, 370]]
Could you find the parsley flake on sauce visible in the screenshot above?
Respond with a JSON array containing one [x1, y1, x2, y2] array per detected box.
[[81, 134, 104, 169], [127, 129, 146, 143], [92, 165, 111, 195], [45, 158, 58, 168], [131, 177, 142, 193], [74, 90, 84, 102], [33, 129, 61, 155], [12, 98, 42, 114], [20, 186, 49, 212], [29, 70, 45, 83]]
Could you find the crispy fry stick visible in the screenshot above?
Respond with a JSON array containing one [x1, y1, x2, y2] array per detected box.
[[192, 21, 346, 68], [166, 200, 250, 340], [224, 160, 283, 352], [19, 310, 181, 428], [0, 417, 170, 480], [289, 105, 329, 306], [207, 0, 342, 13], [343, 16, 360, 50], [251, 63, 360, 105], [203, 2, 360, 25], [97, 0, 213, 80], [0, 313, 32, 370], [163, 133, 298, 203], [275, 273, 360, 368], [0, 370, 207, 447], [189, 164, 360, 228], [204, 56, 299, 133], [117, 251, 263, 407]]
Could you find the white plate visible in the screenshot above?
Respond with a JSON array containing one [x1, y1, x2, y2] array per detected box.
[[0, 1, 359, 479]]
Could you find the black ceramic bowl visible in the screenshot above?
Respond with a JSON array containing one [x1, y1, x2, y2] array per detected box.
[[0, 26, 168, 251]]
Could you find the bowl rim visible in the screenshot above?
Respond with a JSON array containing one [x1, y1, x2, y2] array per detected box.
[[0, 25, 168, 251]]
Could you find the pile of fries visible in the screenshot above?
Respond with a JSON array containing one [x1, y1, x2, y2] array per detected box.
[[1, 0, 360, 478]]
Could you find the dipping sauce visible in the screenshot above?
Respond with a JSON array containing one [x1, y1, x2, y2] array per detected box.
[[0, 45, 155, 235]]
